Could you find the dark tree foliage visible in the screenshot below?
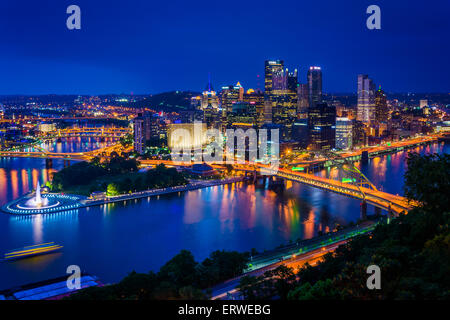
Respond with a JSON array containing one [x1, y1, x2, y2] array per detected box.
[[238, 265, 296, 300], [197, 250, 249, 288], [67, 250, 249, 300], [51, 161, 107, 189], [404, 153, 450, 213], [238, 152, 450, 300]]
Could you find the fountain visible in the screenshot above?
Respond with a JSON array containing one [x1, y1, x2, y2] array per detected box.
[[16, 181, 59, 210], [25, 181, 49, 208], [3, 181, 86, 215]]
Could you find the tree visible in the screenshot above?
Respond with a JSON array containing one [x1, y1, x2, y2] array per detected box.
[[106, 183, 120, 196], [288, 279, 341, 300], [198, 250, 249, 288], [158, 250, 199, 288], [404, 153, 450, 212], [285, 152, 450, 300]]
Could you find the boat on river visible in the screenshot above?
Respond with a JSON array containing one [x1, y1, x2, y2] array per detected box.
[[3, 242, 63, 261]]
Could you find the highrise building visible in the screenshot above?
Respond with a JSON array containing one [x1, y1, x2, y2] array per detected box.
[[243, 89, 265, 128], [297, 83, 309, 117], [292, 118, 309, 149], [264, 60, 284, 92], [225, 101, 257, 128], [352, 120, 367, 147], [308, 103, 336, 150], [357, 74, 376, 123], [374, 86, 388, 123], [132, 114, 144, 154], [307, 66, 322, 107], [220, 83, 242, 116], [287, 69, 298, 92], [420, 99, 428, 108], [200, 80, 220, 129], [264, 60, 298, 140], [335, 117, 353, 150]]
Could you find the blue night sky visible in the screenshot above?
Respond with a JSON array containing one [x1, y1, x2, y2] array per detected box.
[[0, 0, 449, 95]]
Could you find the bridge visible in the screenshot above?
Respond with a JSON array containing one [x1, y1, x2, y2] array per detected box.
[[2, 131, 430, 215], [138, 159, 416, 216], [41, 126, 130, 139], [263, 167, 414, 215], [285, 135, 439, 169], [0, 143, 128, 161]]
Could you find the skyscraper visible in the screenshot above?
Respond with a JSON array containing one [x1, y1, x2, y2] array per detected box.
[[264, 60, 284, 92], [200, 79, 220, 129], [375, 86, 388, 123], [287, 69, 298, 92], [225, 101, 257, 128], [243, 89, 265, 128], [357, 74, 376, 123], [132, 114, 144, 154], [307, 66, 322, 107], [297, 83, 309, 117], [264, 60, 298, 140], [335, 117, 353, 150], [308, 103, 336, 150]]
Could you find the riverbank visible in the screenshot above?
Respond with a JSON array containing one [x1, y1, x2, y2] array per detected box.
[[1, 176, 247, 215], [82, 176, 247, 208]]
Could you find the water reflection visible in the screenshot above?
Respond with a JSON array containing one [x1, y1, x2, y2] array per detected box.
[[0, 141, 447, 290]]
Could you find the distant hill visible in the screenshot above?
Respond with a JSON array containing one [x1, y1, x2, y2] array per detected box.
[[124, 91, 201, 112]]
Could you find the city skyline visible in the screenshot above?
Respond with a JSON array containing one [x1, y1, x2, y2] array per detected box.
[[0, 0, 449, 95], [0, 0, 449, 305]]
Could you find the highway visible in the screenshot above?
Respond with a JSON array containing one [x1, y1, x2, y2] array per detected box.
[[210, 240, 348, 300]]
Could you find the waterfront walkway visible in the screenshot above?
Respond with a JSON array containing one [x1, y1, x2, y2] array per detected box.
[[83, 177, 246, 208], [2, 177, 246, 215]]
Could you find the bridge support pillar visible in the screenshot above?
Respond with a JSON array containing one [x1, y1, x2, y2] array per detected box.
[[360, 200, 367, 220], [268, 176, 284, 189], [374, 206, 382, 216], [45, 158, 53, 169], [361, 151, 369, 164], [387, 205, 394, 224]]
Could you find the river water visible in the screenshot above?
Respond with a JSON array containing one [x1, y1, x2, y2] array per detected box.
[[0, 137, 448, 289]]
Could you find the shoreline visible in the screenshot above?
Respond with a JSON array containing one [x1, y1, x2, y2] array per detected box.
[[1, 176, 248, 215]]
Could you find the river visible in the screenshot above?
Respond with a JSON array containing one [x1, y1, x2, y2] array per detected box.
[[0, 137, 448, 289]]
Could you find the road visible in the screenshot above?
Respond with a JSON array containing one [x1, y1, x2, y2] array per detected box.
[[210, 240, 348, 300]]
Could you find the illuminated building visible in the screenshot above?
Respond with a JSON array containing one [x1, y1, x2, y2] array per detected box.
[[308, 103, 336, 150], [357, 74, 376, 123], [287, 69, 298, 92], [243, 89, 265, 128], [132, 114, 144, 154], [375, 86, 388, 123], [307, 66, 322, 107], [225, 101, 257, 128], [352, 120, 367, 147], [167, 123, 207, 151], [264, 60, 284, 92], [38, 121, 56, 133], [264, 60, 298, 140], [220, 82, 243, 120], [420, 99, 428, 108], [292, 118, 309, 149], [335, 117, 353, 150], [190, 96, 202, 109], [297, 83, 309, 117], [200, 80, 220, 129]]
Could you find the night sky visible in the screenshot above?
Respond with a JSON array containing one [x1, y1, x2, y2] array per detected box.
[[0, 0, 449, 95]]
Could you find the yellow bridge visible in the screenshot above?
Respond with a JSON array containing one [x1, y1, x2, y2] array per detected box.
[[42, 127, 130, 138]]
